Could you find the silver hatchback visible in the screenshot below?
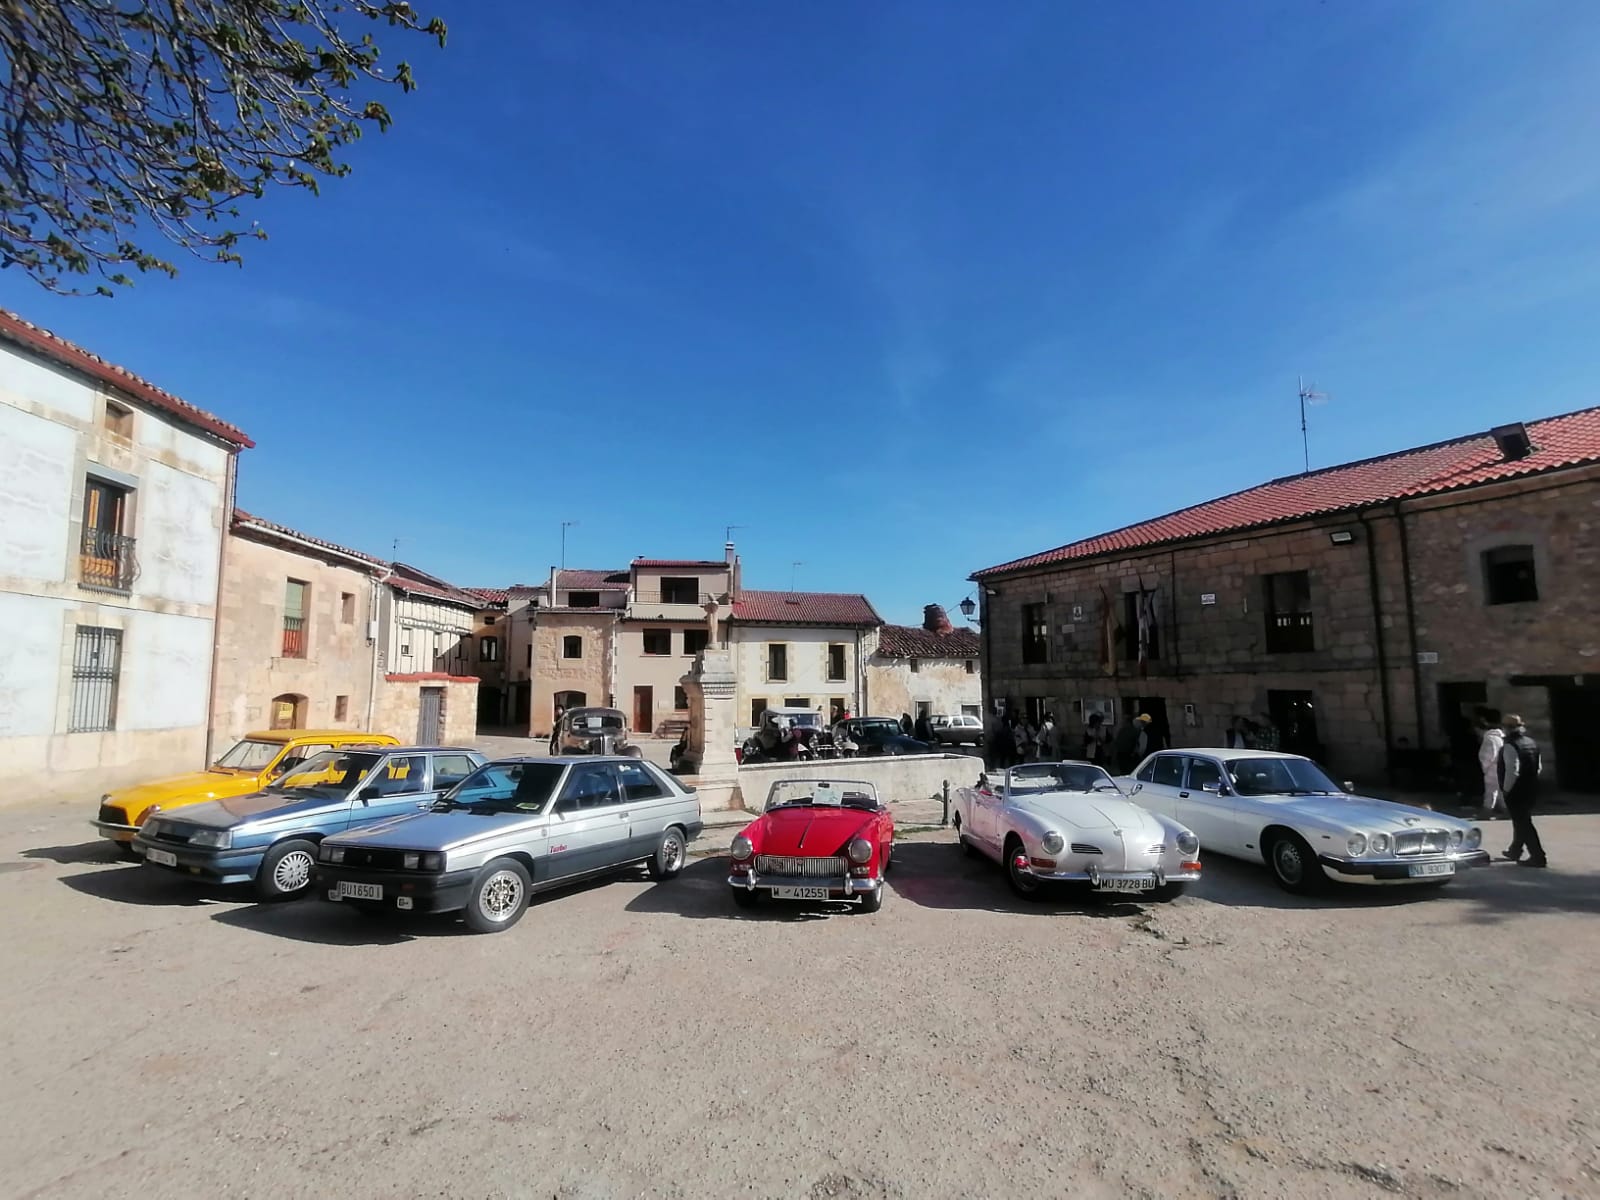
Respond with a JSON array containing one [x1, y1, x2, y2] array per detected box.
[[313, 756, 702, 932]]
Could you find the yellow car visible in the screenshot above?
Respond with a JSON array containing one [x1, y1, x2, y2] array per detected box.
[[93, 729, 401, 858]]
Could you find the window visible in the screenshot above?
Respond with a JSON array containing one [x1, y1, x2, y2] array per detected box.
[[674, 686, 689, 711], [526, 645, 533, 668], [282, 579, 308, 658], [1483, 545, 1538, 605], [1263, 570, 1314, 654], [484, 613, 497, 625], [785, 696, 811, 709], [661, 576, 699, 604], [103, 400, 133, 439], [562, 635, 583, 659], [401, 642, 412, 658], [1022, 603, 1049, 664], [750, 698, 767, 727], [965, 660, 976, 675], [480, 636, 500, 661], [1122, 592, 1161, 661], [830, 697, 848, 721], [370, 755, 426, 797], [616, 760, 667, 802], [827, 643, 846, 681], [1186, 757, 1224, 792], [80, 477, 135, 591], [555, 764, 622, 812], [431, 754, 476, 789], [269, 693, 306, 731], [334, 695, 349, 720], [768, 643, 788, 681], [567, 590, 601, 608], [1151, 755, 1186, 787], [68, 626, 121, 732], [455, 640, 468, 662], [340, 592, 356, 624], [683, 629, 710, 656], [643, 629, 671, 656], [910, 659, 920, 674]]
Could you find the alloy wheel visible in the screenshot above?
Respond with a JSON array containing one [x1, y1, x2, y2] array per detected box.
[[272, 849, 314, 894], [662, 834, 685, 874], [481, 870, 525, 922]]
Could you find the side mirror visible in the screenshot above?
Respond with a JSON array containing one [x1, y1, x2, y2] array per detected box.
[[359, 786, 380, 804], [1343, 780, 1356, 793]]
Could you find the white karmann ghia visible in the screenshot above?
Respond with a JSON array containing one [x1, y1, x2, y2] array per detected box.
[[1122, 749, 1489, 893], [953, 761, 1202, 900]]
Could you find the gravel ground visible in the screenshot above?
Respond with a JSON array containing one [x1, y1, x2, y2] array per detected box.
[[2, 801, 1598, 1200]]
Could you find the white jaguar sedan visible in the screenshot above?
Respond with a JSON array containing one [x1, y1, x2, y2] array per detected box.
[[1122, 749, 1489, 894]]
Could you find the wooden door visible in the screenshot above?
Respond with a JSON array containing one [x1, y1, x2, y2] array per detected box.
[[418, 687, 443, 744], [633, 686, 653, 737]]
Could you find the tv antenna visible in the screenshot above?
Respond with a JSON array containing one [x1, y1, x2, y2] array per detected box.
[[1297, 377, 1328, 473], [724, 523, 746, 543], [790, 561, 805, 592], [560, 520, 578, 570], [391, 535, 409, 559]]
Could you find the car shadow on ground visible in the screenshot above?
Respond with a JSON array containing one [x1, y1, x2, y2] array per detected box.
[[884, 840, 1154, 919], [209, 900, 456, 946], [626, 856, 903, 922], [24, 839, 130, 865], [58, 862, 239, 908]]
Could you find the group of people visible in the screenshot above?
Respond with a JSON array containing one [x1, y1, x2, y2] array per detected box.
[[1471, 708, 1547, 868], [1221, 713, 1281, 752], [984, 709, 1168, 774]]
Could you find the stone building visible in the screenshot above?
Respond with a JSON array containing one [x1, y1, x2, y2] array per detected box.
[[865, 605, 982, 724], [0, 310, 251, 805], [971, 408, 1600, 790], [463, 587, 511, 727], [727, 589, 882, 730]]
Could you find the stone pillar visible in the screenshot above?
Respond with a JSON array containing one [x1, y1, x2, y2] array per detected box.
[[678, 643, 742, 811]]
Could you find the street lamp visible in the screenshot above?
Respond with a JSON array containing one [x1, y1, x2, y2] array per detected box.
[[958, 595, 976, 619]]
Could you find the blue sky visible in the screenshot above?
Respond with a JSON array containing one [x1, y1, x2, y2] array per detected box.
[[6, 1, 1599, 623]]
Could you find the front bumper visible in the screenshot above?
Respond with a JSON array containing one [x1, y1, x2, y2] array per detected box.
[[314, 865, 477, 914], [131, 838, 264, 885], [1019, 862, 1201, 889], [1318, 849, 1491, 882], [93, 819, 139, 844], [728, 870, 882, 898]]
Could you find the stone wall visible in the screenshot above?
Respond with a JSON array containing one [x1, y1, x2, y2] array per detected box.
[[375, 673, 478, 746], [734, 752, 985, 814], [527, 611, 615, 737], [866, 657, 982, 723]]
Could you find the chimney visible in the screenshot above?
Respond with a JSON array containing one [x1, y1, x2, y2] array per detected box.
[[1490, 422, 1533, 462], [923, 604, 953, 634], [724, 541, 736, 566], [548, 566, 557, 609]]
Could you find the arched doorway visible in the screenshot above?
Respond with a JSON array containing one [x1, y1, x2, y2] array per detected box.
[[554, 690, 587, 724], [269, 693, 307, 730]]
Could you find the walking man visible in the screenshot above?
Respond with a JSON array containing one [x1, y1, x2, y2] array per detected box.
[[1498, 714, 1547, 868], [1476, 710, 1506, 819], [1036, 712, 1059, 762]]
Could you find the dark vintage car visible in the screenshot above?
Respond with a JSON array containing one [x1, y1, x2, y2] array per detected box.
[[550, 707, 642, 757], [831, 716, 931, 757]]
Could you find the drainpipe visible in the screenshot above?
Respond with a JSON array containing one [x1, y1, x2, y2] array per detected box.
[[203, 451, 238, 765], [1393, 501, 1427, 751], [364, 570, 384, 731], [1358, 510, 1395, 776]]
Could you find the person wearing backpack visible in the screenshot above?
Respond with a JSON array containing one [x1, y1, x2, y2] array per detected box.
[[1498, 714, 1547, 868]]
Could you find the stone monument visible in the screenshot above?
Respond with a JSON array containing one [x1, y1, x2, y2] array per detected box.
[[676, 599, 741, 810]]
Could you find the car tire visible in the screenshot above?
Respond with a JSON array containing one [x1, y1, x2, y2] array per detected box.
[[1004, 835, 1042, 900], [731, 887, 759, 909], [1152, 882, 1189, 902], [953, 815, 977, 858], [464, 858, 532, 933], [1267, 831, 1325, 894], [255, 838, 318, 901], [881, 840, 892, 874], [647, 826, 687, 881], [857, 885, 883, 914]]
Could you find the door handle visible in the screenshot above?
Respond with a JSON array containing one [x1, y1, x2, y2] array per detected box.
[[617, 812, 629, 820], [1179, 791, 1190, 798]]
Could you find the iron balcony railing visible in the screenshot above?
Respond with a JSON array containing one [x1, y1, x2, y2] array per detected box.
[[79, 529, 137, 592], [281, 615, 307, 658], [1265, 611, 1316, 654]]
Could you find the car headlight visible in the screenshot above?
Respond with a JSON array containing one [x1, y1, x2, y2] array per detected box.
[[846, 838, 873, 865], [1449, 829, 1464, 847], [1465, 827, 1481, 849], [1369, 832, 1391, 855], [403, 852, 420, 870], [188, 829, 231, 850], [730, 834, 753, 860], [1176, 831, 1199, 857], [1040, 831, 1065, 855], [420, 852, 446, 871], [320, 844, 345, 864], [1347, 833, 1368, 856]]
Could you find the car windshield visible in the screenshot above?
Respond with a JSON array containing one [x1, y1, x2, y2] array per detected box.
[[212, 738, 282, 771], [851, 720, 901, 739], [765, 780, 881, 811], [771, 712, 821, 728], [568, 711, 624, 733], [437, 761, 565, 813], [1225, 757, 1344, 796], [1009, 763, 1121, 796], [275, 751, 384, 794]]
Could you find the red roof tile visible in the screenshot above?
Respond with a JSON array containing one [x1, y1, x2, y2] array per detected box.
[[729, 590, 882, 627], [876, 624, 981, 659], [0, 309, 253, 448], [547, 568, 631, 592], [232, 509, 389, 567], [387, 562, 483, 609], [632, 558, 730, 570], [465, 587, 509, 606], [974, 407, 1600, 578]]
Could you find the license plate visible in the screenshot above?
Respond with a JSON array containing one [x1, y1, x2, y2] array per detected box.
[[337, 881, 383, 900], [1096, 876, 1154, 893], [1409, 862, 1454, 878], [146, 848, 178, 867], [771, 886, 830, 900]]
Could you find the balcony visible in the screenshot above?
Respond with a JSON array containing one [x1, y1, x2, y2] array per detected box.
[[1265, 611, 1315, 654], [627, 591, 720, 621], [281, 616, 307, 658], [79, 530, 137, 593]]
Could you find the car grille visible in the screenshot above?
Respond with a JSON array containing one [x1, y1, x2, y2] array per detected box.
[[146, 824, 195, 845], [1071, 843, 1103, 855], [98, 803, 126, 825], [1394, 830, 1451, 855], [338, 847, 415, 870], [755, 854, 847, 878]]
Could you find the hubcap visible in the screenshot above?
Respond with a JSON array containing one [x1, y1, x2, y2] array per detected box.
[[1009, 851, 1036, 891], [481, 870, 523, 921], [273, 849, 313, 893], [1275, 841, 1303, 884], [663, 836, 684, 872]]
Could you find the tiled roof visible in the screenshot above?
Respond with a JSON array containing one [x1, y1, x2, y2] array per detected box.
[[974, 407, 1600, 578], [387, 562, 483, 609], [632, 558, 729, 570], [729, 590, 883, 627], [465, 587, 509, 606], [551, 568, 632, 591], [876, 624, 981, 659], [0, 309, 253, 448], [232, 509, 389, 567]]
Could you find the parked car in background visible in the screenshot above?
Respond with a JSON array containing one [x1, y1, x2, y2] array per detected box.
[[741, 707, 828, 763], [728, 779, 893, 913], [316, 756, 701, 932], [930, 714, 984, 747], [1121, 749, 1488, 893], [95, 729, 400, 859], [954, 762, 1201, 900], [550, 707, 642, 757], [831, 716, 930, 757], [133, 747, 483, 899]]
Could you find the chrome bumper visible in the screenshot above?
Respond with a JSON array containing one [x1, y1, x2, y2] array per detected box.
[[92, 819, 139, 840], [728, 871, 881, 896], [1318, 849, 1491, 878], [1017, 863, 1200, 886]]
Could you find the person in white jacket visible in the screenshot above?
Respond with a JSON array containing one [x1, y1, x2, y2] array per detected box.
[[1475, 712, 1506, 818]]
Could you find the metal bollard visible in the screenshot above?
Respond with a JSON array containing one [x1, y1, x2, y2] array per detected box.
[[941, 780, 950, 826]]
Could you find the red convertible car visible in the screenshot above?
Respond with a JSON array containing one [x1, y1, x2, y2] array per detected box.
[[727, 779, 893, 913]]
